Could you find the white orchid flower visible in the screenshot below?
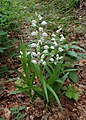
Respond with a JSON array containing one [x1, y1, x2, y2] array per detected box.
[[51, 38, 56, 41], [43, 50, 48, 54], [32, 20, 36, 23], [52, 33, 56, 37], [31, 43, 37, 47], [38, 14, 43, 20], [31, 60, 37, 64], [41, 54, 45, 59], [31, 31, 38, 36], [50, 58, 54, 62], [44, 45, 49, 49], [42, 61, 46, 65], [39, 27, 43, 32], [31, 23, 36, 27], [41, 21, 47, 26], [58, 47, 64, 52], [42, 32, 48, 37], [50, 46, 55, 49]]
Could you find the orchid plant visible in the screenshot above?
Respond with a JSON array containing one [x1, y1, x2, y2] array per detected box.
[[14, 13, 84, 110]]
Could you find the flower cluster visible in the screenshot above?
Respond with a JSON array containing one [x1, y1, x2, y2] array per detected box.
[[20, 14, 66, 66]]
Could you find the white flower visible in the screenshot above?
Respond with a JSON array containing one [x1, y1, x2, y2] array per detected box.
[[58, 47, 64, 52], [60, 37, 65, 41], [41, 21, 47, 26], [19, 55, 21, 58], [50, 58, 54, 62], [20, 51, 23, 55], [41, 54, 45, 59], [56, 56, 59, 61], [31, 43, 37, 47], [51, 38, 56, 41], [31, 60, 37, 64], [37, 40, 42, 45], [37, 52, 41, 56], [42, 61, 46, 65], [38, 14, 43, 20], [44, 45, 49, 49], [59, 56, 63, 59], [43, 50, 48, 54], [27, 52, 30, 55], [31, 31, 38, 36], [31, 23, 36, 27], [60, 34, 64, 37], [56, 54, 59, 57], [39, 27, 43, 32], [32, 20, 37, 24], [60, 35, 65, 41], [56, 28, 62, 33], [52, 33, 56, 37], [53, 41, 58, 46], [31, 52, 37, 57], [50, 46, 55, 49], [38, 59, 44, 64], [42, 32, 48, 37]]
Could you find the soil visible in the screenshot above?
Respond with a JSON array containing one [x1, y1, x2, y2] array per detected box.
[[0, 1, 86, 120]]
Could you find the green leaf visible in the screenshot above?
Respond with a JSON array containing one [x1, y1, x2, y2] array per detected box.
[[62, 86, 68, 90], [72, 92, 79, 101], [9, 89, 26, 94], [71, 45, 84, 51], [69, 71, 79, 83], [44, 65, 52, 77], [56, 72, 69, 91], [30, 73, 35, 85], [33, 64, 48, 101], [0, 31, 7, 36], [0, 47, 7, 52], [18, 106, 25, 111], [65, 91, 72, 99], [68, 51, 77, 58], [19, 113, 26, 119], [10, 106, 18, 111], [46, 84, 62, 110], [47, 63, 62, 85], [55, 79, 64, 83]]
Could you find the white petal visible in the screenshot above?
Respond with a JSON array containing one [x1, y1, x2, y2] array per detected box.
[[42, 32, 48, 37], [44, 45, 49, 49], [31, 23, 36, 27], [39, 27, 43, 32], [41, 54, 45, 59], [43, 50, 48, 53], [32, 20, 37, 24], [51, 38, 56, 41], [52, 33, 56, 37], [58, 47, 64, 52], [20, 51, 23, 55], [50, 58, 54, 62], [50, 46, 55, 49], [31, 60, 37, 64], [41, 21, 47, 26], [31, 43, 37, 47], [42, 61, 46, 65], [31, 31, 38, 36]]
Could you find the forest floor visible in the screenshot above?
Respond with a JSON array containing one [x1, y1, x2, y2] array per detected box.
[[0, 1, 86, 120]]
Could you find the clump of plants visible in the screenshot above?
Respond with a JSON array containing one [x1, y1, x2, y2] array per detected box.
[[12, 13, 84, 110]]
